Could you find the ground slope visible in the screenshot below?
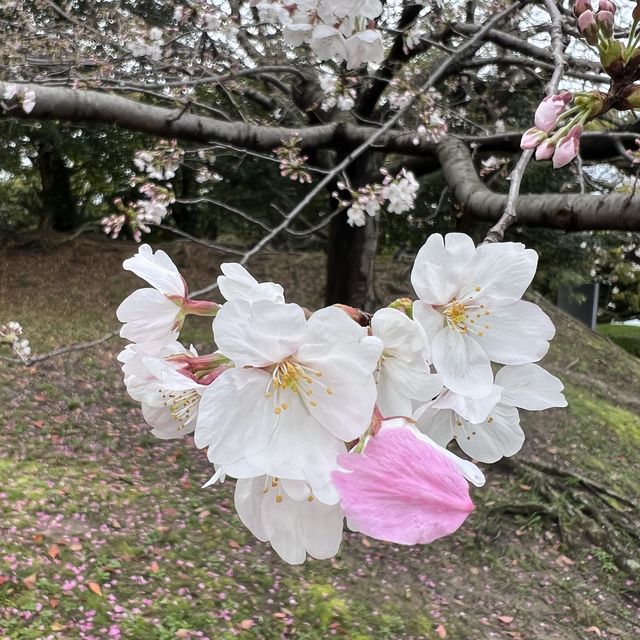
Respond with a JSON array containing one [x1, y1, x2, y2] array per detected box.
[[0, 236, 638, 639]]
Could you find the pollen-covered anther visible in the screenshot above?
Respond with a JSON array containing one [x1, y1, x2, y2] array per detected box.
[[163, 389, 200, 428]]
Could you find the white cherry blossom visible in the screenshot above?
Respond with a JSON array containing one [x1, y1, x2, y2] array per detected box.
[[370, 308, 442, 417], [234, 476, 344, 564], [411, 233, 555, 399], [117, 245, 218, 343], [194, 301, 383, 501], [415, 364, 567, 463]]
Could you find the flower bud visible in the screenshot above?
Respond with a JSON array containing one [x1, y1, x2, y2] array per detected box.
[[634, 2, 640, 22], [598, 0, 616, 14], [596, 10, 615, 38], [521, 127, 547, 150], [573, 0, 593, 17], [535, 140, 556, 161], [534, 94, 572, 132], [578, 10, 599, 44], [553, 125, 582, 169]]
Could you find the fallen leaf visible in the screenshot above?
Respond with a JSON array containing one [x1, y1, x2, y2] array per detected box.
[[228, 539, 240, 549], [69, 542, 83, 552], [274, 612, 287, 619], [33, 419, 45, 429], [361, 536, 371, 548], [51, 622, 66, 631], [239, 619, 255, 630], [88, 582, 102, 596], [497, 616, 514, 625], [435, 624, 447, 638], [556, 554, 575, 567], [519, 484, 532, 491], [49, 598, 59, 609], [585, 627, 602, 637], [150, 561, 160, 573], [0, 575, 8, 586], [48, 544, 60, 560], [33, 533, 44, 544], [22, 574, 37, 590]]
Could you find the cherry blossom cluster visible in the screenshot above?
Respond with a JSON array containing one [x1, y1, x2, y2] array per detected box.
[[520, 91, 604, 168], [335, 168, 420, 227], [127, 26, 164, 61], [319, 74, 357, 111], [0, 321, 31, 362], [574, 1, 617, 47], [102, 184, 175, 242], [117, 233, 566, 564], [250, 0, 385, 69], [274, 136, 313, 184], [133, 140, 184, 182]]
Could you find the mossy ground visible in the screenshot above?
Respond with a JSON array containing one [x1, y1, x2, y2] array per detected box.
[[0, 236, 638, 639]]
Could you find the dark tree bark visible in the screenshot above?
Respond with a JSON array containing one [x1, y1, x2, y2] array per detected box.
[[35, 140, 77, 231], [325, 215, 378, 310]]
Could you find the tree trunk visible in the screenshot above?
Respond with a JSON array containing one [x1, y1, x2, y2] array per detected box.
[[325, 214, 378, 311], [36, 141, 77, 231]]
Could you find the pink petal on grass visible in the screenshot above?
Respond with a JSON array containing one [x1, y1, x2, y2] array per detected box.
[[331, 427, 474, 545]]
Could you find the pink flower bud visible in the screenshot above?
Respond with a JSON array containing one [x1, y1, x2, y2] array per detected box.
[[599, 0, 616, 14], [578, 10, 599, 44], [535, 139, 556, 161], [573, 0, 593, 16], [520, 127, 547, 150], [534, 94, 572, 132], [596, 10, 615, 37], [552, 125, 582, 168]]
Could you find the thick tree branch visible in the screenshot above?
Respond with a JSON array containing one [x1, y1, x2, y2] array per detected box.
[[438, 137, 640, 232]]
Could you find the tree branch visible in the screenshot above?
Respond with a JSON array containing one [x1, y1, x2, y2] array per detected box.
[[438, 137, 640, 232]]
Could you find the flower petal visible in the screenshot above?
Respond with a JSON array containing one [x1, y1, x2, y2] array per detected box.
[[123, 244, 186, 296], [333, 426, 474, 545], [469, 300, 555, 365], [431, 386, 502, 424], [431, 328, 493, 398], [456, 404, 524, 463], [213, 300, 306, 367], [117, 288, 180, 343], [495, 364, 567, 410], [411, 233, 476, 305], [462, 242, 538, 303], [217, 263, 285, 304]]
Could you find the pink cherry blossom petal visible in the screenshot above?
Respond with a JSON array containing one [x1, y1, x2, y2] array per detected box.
[[332, 426, 474, 545]]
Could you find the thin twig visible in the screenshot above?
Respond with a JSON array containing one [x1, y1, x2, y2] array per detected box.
[[484, 0, 565, 243], [0, 331, 119, 366]]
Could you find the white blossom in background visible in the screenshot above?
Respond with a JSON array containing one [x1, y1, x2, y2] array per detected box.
[[115, 232, 566, 564], [382, 168, 420, 214], [415, 364, 567, 463], [134, 140, 184, 181], [411, 233, 555, 399], [250, 0, 385, 68], [319, 74, 357, 111], [3, 83, 36, 113], [0, 321, 31, 362], [336, 168, 420, 227], [274, 136, 312, 183]]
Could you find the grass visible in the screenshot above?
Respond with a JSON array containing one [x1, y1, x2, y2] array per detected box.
[[597, 323, 640, 358], [0, 236, 639, 639]]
